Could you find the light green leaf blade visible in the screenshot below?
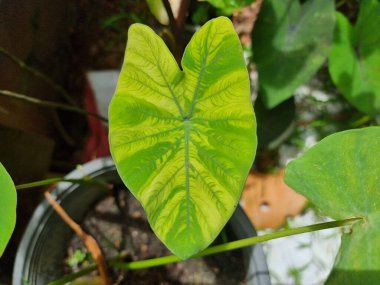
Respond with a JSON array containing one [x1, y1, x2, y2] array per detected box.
[[328, 1, 380, 117], [109, 17, 256, 259], [285, 127, 380, 284], [252, 0, 335, 108], [0, 163, 17, 257], [203, 0, 255, 14]]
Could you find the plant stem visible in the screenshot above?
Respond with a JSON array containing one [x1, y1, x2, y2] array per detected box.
[[48, 265, 97, 285], [48, 253, 129, 285], [336, 0, 347, 9], [0, 46, 77, 106], [48, 217, 362, 284], [175, 0, 190, 39], [0, 89, 108, 123], [162, 0, 177, 33], [16, 177, 111, 191], [112, 217, 362, 270], [162, 0, 190, 63]]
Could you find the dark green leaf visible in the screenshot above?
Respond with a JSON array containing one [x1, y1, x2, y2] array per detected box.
[[252, 0, 335, 108], [255, 96, 295, 149], [328, 0, 380, 117]]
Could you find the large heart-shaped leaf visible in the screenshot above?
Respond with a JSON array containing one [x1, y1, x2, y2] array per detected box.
[[109, 17, 256, 259], [285, 127, 380, 284], [203, 0, 255, 14], [252, 0, 335, 108], [328, 0, 380, 117], [0, 163, 17, 257]]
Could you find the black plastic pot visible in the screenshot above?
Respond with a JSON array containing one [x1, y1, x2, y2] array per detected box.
[[13, 157, 271, 285]]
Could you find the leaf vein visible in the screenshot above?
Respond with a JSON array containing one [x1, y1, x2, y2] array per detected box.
[[116, 125, 182, 147], [191, 140, 239, 188]]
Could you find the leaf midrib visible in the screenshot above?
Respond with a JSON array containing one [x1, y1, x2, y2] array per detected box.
[[184, 23, 221, 236], [187, 21, 215, 119], [184, 119, 191, 233]]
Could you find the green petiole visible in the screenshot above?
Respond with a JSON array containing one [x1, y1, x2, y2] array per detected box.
[[48, 216, 363, 285]]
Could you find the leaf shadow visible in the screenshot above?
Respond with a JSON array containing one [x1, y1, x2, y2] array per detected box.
[[255, 95, 295, 149]]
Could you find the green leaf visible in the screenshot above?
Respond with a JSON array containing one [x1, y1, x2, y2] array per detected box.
[[252, 0, 335, 108], [328, 1, 380, 117], [191, 5, 210, 25], [285, 127, 380, 284], [203, 0, 255, 14], [109, 17, 256, 259], [67, 249, 90, 267], [0, 163, 16, 257]]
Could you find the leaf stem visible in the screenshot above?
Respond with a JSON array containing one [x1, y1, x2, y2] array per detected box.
[[16, 177, 111, 191], [0, 89, 108, 123], [162, 0, 177, 34], [0, 46, 77, 106], [162, 0, 190, 63], [112, 217, 362, 270], [47, 253, 129, 285], [48, 217, 363, 284], [47, 265, 97, 285]]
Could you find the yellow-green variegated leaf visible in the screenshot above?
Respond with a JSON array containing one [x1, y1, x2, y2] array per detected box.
[[109, 17, 256, 259], [0, 163, 16, 257]]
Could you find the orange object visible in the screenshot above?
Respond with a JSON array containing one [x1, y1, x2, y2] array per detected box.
[[241, 169, 307, 229]]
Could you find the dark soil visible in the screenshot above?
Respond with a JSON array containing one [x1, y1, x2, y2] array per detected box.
[[65, 186, 247, 284]]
